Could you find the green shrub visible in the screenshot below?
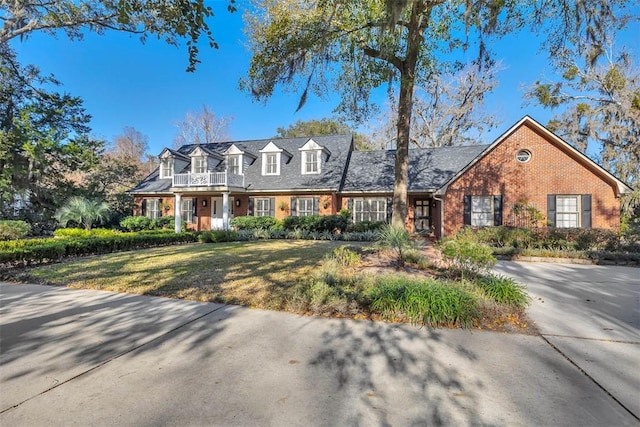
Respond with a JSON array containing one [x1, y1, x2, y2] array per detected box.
[[53, 228, 121, 238], [230, 216, 280, 230], [376, 224, 414, 267], [0, 220, 31, 240], [477, 274, 529, 308], [329, 246, 361, 267], [347, 221, 386, 233], [438, 239, 496, 277], [367, 276, 478, 328], [120, 216, 153, 231], [198, 230, 238, 243]]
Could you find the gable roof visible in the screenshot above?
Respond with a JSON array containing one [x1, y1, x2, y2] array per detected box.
[[436, 115, 633, 195], [342, 144, 488, 193]]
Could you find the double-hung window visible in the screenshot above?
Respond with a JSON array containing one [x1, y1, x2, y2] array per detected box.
[[303, 151, 319, 174], [555, 195, 580, 228], [193, 157, 207, 174], [471, 196, 494, 227], [353, 198, 387, 222], [181, 198, 194, 223], [147, 199, 161, 219], [255, 198, 272, 217], [160, 158, 173, 178], [298, 198, 315, 216], [264, 153, 278, 175], [228, 155, 241, 175]]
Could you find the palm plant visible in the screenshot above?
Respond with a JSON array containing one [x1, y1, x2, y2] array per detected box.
[[377, 224, 414, 267], [55, 196, 111, 230]]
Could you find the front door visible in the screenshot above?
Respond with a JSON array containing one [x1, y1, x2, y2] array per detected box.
[[211, 196, 233, 230], [414, 199, 431, 233]]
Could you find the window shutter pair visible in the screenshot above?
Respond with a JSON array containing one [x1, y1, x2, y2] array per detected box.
[[547, 194, 592, 228], [463, 195, 502, 226]]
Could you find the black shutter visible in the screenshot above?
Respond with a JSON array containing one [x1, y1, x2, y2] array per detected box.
[[386, 198, 393, 223], [581, 194, 592, 229], [463, 195, 471, 226], [493, 195, 503, 226], [141, 199, 147, 216], [547, 195, 556, 227], [248, 197, 254, 216], [269, 197, 275, 216], [290, 197, 297, 216], [313, 197, 319, 215], [158, 199, 163, 217], [347, 198, 353, 211], [192, 198, 197, 218]]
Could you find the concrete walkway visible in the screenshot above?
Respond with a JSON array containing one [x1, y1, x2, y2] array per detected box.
[[494, 261, 640, 419], [1, 282, 638, 426]]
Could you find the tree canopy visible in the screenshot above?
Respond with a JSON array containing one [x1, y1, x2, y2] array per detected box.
[[276, 118, 372, 150], [1, 0, 237, 71]]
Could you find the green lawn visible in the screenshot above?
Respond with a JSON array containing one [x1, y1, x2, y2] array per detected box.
[[25, 240, 369, 309]]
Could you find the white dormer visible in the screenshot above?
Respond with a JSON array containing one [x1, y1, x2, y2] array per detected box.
[[159, 149, 175, 179], [189, 146, 209, 174], [299, 138, 330, 175], [223, 144, 251, 175], [260, 141, 292, 176]]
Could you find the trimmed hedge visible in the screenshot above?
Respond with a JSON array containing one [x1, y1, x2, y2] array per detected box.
[[230, 216, 281, 230], [53, 228, 121, 238], [0, 232, 197, 267], [120, 216, 178, 232], [282, 214, 348, 233]]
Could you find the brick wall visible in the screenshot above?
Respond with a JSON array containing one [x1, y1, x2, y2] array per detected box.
[[443, 122, 622, 236]]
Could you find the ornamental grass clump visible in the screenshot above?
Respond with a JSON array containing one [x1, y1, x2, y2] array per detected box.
[[376, 224, 414, 267], [367, 276, 478, 328], [477, 274, 530, 308]]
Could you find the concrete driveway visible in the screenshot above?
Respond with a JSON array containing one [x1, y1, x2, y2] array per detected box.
[[1, 282, 638, 426], [494, 261, 640, 418]]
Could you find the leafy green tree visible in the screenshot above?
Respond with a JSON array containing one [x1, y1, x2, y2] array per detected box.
[[55, 196, 111, 230], [1, 0, 237, 71], [0, 45, 102, 223], [276, 118, 372, 150], [242, 0, 636, 228]]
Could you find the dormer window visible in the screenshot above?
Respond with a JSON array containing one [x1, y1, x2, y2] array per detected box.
[[264, 153, 279, 175], [228, 155, 241, 175], [192, 157, 207, 174], [160, 157, 173, 179], [299, 138, 329, 175], [303, 150, 319, 174], [260, 141, 290, 176]]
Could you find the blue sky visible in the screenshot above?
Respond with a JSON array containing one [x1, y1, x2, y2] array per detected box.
[[12, 4, 639, 156]]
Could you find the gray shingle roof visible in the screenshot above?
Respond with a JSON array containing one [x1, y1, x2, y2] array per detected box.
[[130, 134, 353, 193], [342, 145, 489, 192]]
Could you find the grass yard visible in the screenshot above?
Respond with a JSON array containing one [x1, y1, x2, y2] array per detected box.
[[21, 240, 368, 309], [14, 239, 532, 331]]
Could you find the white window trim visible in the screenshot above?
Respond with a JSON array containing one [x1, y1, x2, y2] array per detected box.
[[353, 198, 387, 222], [160, 158, 173, 179], [181, 199, 194, 223], [556, 195, 581, 228], [147, 199, 161, 219], [262, 152, 280, 176], [471, 196, 494, 227], [228, 154, 242, 175], [301, 150, 321, 174], [255, 198, 271, 217], [298, 197, 315, 216], [192, 156, 207, 174]]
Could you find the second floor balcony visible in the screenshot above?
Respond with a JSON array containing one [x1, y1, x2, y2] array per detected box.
[[172, 171, 245, 189]]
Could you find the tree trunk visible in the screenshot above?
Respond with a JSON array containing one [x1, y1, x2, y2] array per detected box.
[[391, 1, 424, 229]]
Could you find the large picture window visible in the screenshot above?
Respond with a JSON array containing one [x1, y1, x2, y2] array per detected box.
[[353, 198, 387, 222]]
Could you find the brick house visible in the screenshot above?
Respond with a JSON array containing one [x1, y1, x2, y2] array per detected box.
[[129, 116, 632, 237]]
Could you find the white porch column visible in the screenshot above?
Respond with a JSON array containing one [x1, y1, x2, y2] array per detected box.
[[174, 193, 182, 233], [222, 192, 229, 230]]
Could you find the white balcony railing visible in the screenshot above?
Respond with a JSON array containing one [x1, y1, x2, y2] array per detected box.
[[172, 171, 244, 188]]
